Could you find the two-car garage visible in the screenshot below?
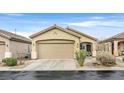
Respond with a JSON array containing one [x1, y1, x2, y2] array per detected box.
[[37, 40, 74, 59], [30, 25, 81, 59]]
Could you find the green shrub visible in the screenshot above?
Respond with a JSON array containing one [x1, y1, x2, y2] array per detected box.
[[2, 57, 17, 66], [75, 50, 87, 66], [87, 51, 92, 56], [122, 56, 124, 62], [96, 51, 116, 66]]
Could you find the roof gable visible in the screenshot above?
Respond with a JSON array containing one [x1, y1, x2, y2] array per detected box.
[[30, 25, 81, 38]]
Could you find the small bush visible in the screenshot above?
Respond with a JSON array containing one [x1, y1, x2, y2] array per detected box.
[[122, 56, 124, 62], [96, 51, 116, 66], [75, 50, 87, 66], [87, 51, 92, 56], [2, 57, 17, 66]]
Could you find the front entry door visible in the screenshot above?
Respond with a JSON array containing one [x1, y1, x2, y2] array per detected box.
[[87, 44, 91, 52]]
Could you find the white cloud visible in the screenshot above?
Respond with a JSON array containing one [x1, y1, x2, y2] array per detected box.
[[65, 21, 100, 27], [90, 16, 105, 20], [11, 20, 48, 24], [65, 20, 124, 27], [11, 31, 34, 38], [6, 13, 24, 16]]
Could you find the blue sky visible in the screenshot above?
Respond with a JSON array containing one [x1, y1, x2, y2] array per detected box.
[[0, 13, 124, 40]]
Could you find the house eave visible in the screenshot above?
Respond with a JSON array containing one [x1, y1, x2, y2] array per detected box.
[[66, 27, 98, 41], [10, 38, 31, 44], [0, 33, 11, 39]]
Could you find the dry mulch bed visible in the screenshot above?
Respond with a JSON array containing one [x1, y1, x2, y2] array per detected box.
[[0, 59, 32, 69]]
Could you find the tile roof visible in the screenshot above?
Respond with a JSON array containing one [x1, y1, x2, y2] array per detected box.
[[66, 27, 98, 41], [100, 32, 124, 43], [0, 29, 31, 43]]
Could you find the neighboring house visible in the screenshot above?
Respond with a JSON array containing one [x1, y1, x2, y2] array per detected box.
[[30, 25, 98, 59], [0, 29, 31, 60], [98, 32, 124, 56]]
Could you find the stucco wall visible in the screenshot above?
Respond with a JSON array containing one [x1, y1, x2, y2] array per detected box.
[[0, 36, 11, 59], [0, 44, 5, 60], [98, 40, 124, 56], [97, 42, 112, 51], [67, 29, 97, 56], [10, 41, 31, 58], [0, 36, 10, 52]]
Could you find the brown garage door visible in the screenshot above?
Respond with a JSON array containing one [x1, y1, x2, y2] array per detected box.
[[0, 44, 5, 60], [37, 40, 74, 59]]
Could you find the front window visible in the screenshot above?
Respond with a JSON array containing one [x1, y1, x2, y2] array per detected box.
[[80, 43, 82, 50], [82, 46, 85, 50], [80, 43, 86, 50]]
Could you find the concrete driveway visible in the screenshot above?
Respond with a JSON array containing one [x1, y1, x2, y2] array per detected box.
[[23, 59, 76, 70]]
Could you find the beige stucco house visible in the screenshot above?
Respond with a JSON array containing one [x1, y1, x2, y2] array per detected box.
[[98, 32, 124, 56], [30, 25, 98, 59], [0, 29, 31, 60]]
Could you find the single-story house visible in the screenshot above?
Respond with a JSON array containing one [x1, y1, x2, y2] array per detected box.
[[0, 29, 31, 60], [98, 32, 124, 56], [30, 25, 98, 59]]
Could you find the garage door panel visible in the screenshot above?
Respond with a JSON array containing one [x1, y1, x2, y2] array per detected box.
[[38, 43, 74, 59]]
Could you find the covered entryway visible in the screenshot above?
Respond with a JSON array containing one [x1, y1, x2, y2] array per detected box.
[[37, 40, 74, 59], [118, 41, 124, 56], [112, 40, 124, 56], [80, 42, 93, 56], [0, 41, 5, 60]]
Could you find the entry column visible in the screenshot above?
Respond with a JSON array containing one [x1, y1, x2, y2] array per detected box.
[[114, 41, 119, 56], [92, 42, 96, 56], [5, 40, 12, 58], [31, 41, 37, 59]]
